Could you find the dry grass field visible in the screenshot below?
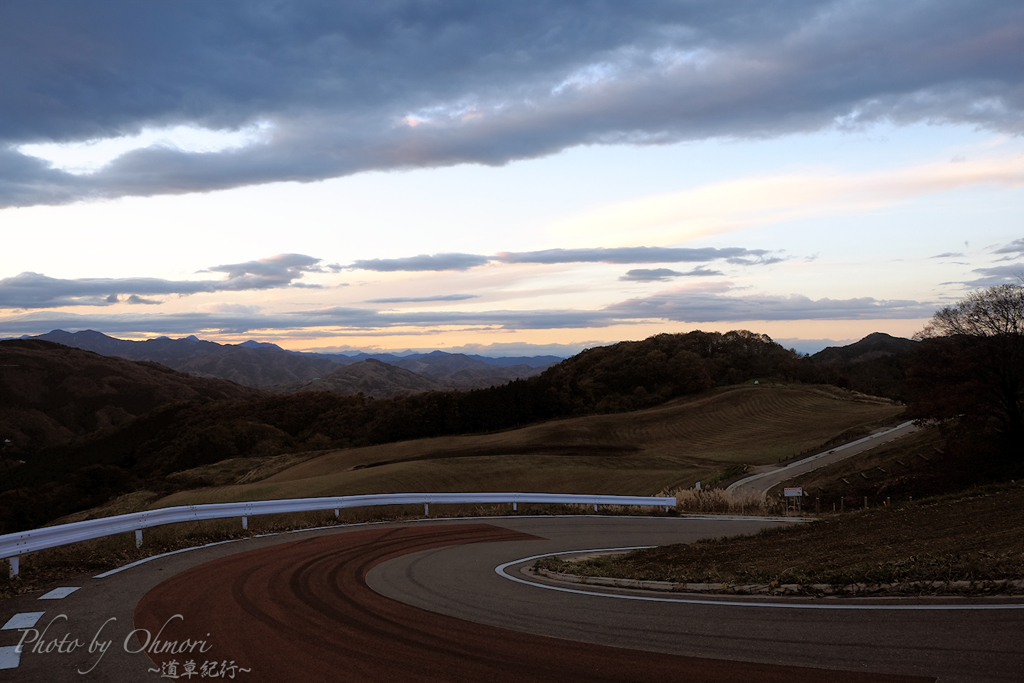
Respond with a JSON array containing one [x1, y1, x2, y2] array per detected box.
[[152, 383, 902, 508], [538, 481, 1024, 589]]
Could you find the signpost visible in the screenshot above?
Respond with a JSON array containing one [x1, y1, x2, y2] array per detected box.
[[784, 487, 803, 514]]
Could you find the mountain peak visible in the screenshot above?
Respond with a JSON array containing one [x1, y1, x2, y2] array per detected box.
[[238, 339, 284, 350]]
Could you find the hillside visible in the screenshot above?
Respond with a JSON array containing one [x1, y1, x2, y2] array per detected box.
[[0, 339, 262, 450], [391, 352, 548, 388], [153, 383, 903, 507], [289, 359, 447, 398], [811, 332, 918, 364], [0, 329, 883, 532], [802, 332, 918, 401]]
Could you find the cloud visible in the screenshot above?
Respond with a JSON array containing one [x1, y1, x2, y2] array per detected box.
[[201, 253, 329, 290], [963, 264, 1024, 288], [549, 157, 1024, 245], [349, 246, 779, 271], [0, 285, 935, 338], [619, 267, 722, 282], [349, 254, 491, 272], [606, 289, 935, 322], [992, 238, 1024, 258], [365, 294, 479, 304], [495, 247, 774, 265], [0, 253, 327, 308], [2, 2, 1021, 207], [931, 252, 965, 258]]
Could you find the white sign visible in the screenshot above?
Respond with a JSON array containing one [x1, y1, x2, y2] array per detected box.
[[784, 488, 803, 497]]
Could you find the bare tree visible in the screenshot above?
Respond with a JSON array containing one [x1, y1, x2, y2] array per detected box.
[[917, 284, 1024, 339], [912, 283, 1024, 459]]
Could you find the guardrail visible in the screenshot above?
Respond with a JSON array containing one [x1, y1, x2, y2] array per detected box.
[[1, 492, 675, 577]]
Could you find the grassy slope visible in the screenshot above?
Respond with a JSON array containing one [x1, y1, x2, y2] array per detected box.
[[539, 482, 1024, 587], [152, 383, 902, 507]]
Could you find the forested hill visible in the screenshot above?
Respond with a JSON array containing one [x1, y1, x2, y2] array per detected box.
[[1, 330, 800, 531], [0, 339, 264, 449]]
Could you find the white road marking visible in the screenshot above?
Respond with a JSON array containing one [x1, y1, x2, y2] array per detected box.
[[93, 514, 788, 578], [0, 645, 21, 670], [496, 548, 1024, 611], [1, 612, 45, 630], [93, 538, 246, 578], [38, 587, 80, 600]]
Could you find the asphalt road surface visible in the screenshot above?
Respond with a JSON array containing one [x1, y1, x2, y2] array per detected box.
[[2, 515, 1020, 682], [727, 421, 919, 497]]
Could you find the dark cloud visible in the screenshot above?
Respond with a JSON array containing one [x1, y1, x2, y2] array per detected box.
[[931, 252, 965, 258], [1, 1, 1020, 207], [619, 267, 722, 281], [0, 253, 327, 308], [365, 294, 479, 303]]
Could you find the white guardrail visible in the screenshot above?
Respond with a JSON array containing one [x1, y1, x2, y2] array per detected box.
[[1, 492, 675, 576]]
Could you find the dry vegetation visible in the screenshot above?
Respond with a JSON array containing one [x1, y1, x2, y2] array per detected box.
[[765, 425, 1012, 508], [151, 383, 902, 508], [664, 488, 782, 515], [537, 481, 1024, 590]]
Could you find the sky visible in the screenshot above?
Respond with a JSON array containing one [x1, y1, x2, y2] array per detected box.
[[1, 1, 1022, 357]]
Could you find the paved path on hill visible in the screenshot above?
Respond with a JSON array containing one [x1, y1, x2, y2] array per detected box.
[[4, 515, 1021, 682], [726, 420, 918, 497]]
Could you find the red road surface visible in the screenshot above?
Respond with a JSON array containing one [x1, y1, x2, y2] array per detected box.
[[135, 523, 934, 683]]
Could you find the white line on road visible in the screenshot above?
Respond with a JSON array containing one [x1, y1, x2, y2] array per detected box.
[[1, 612, 45, 630], [496, 548, 1024, 611], [0, 645, 21, 670]]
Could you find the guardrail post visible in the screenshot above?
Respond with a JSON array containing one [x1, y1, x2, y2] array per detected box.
[[242, 516, 248, 530], [334, 509, 340, 518], [513, 502, 517, 511], [0, 493, 678, 560]]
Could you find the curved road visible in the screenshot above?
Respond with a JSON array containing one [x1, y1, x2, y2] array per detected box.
[[727, 421, 919, 497], [3, 516, 1021, 682]]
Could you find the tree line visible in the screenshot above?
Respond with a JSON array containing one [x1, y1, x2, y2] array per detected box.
[[4, 281, 1023, 533]]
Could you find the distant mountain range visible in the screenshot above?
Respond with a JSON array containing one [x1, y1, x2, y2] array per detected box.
[[21, 330, 560, 396]]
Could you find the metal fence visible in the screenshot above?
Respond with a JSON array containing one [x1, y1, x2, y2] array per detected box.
[[1, 492, 675, 576]]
